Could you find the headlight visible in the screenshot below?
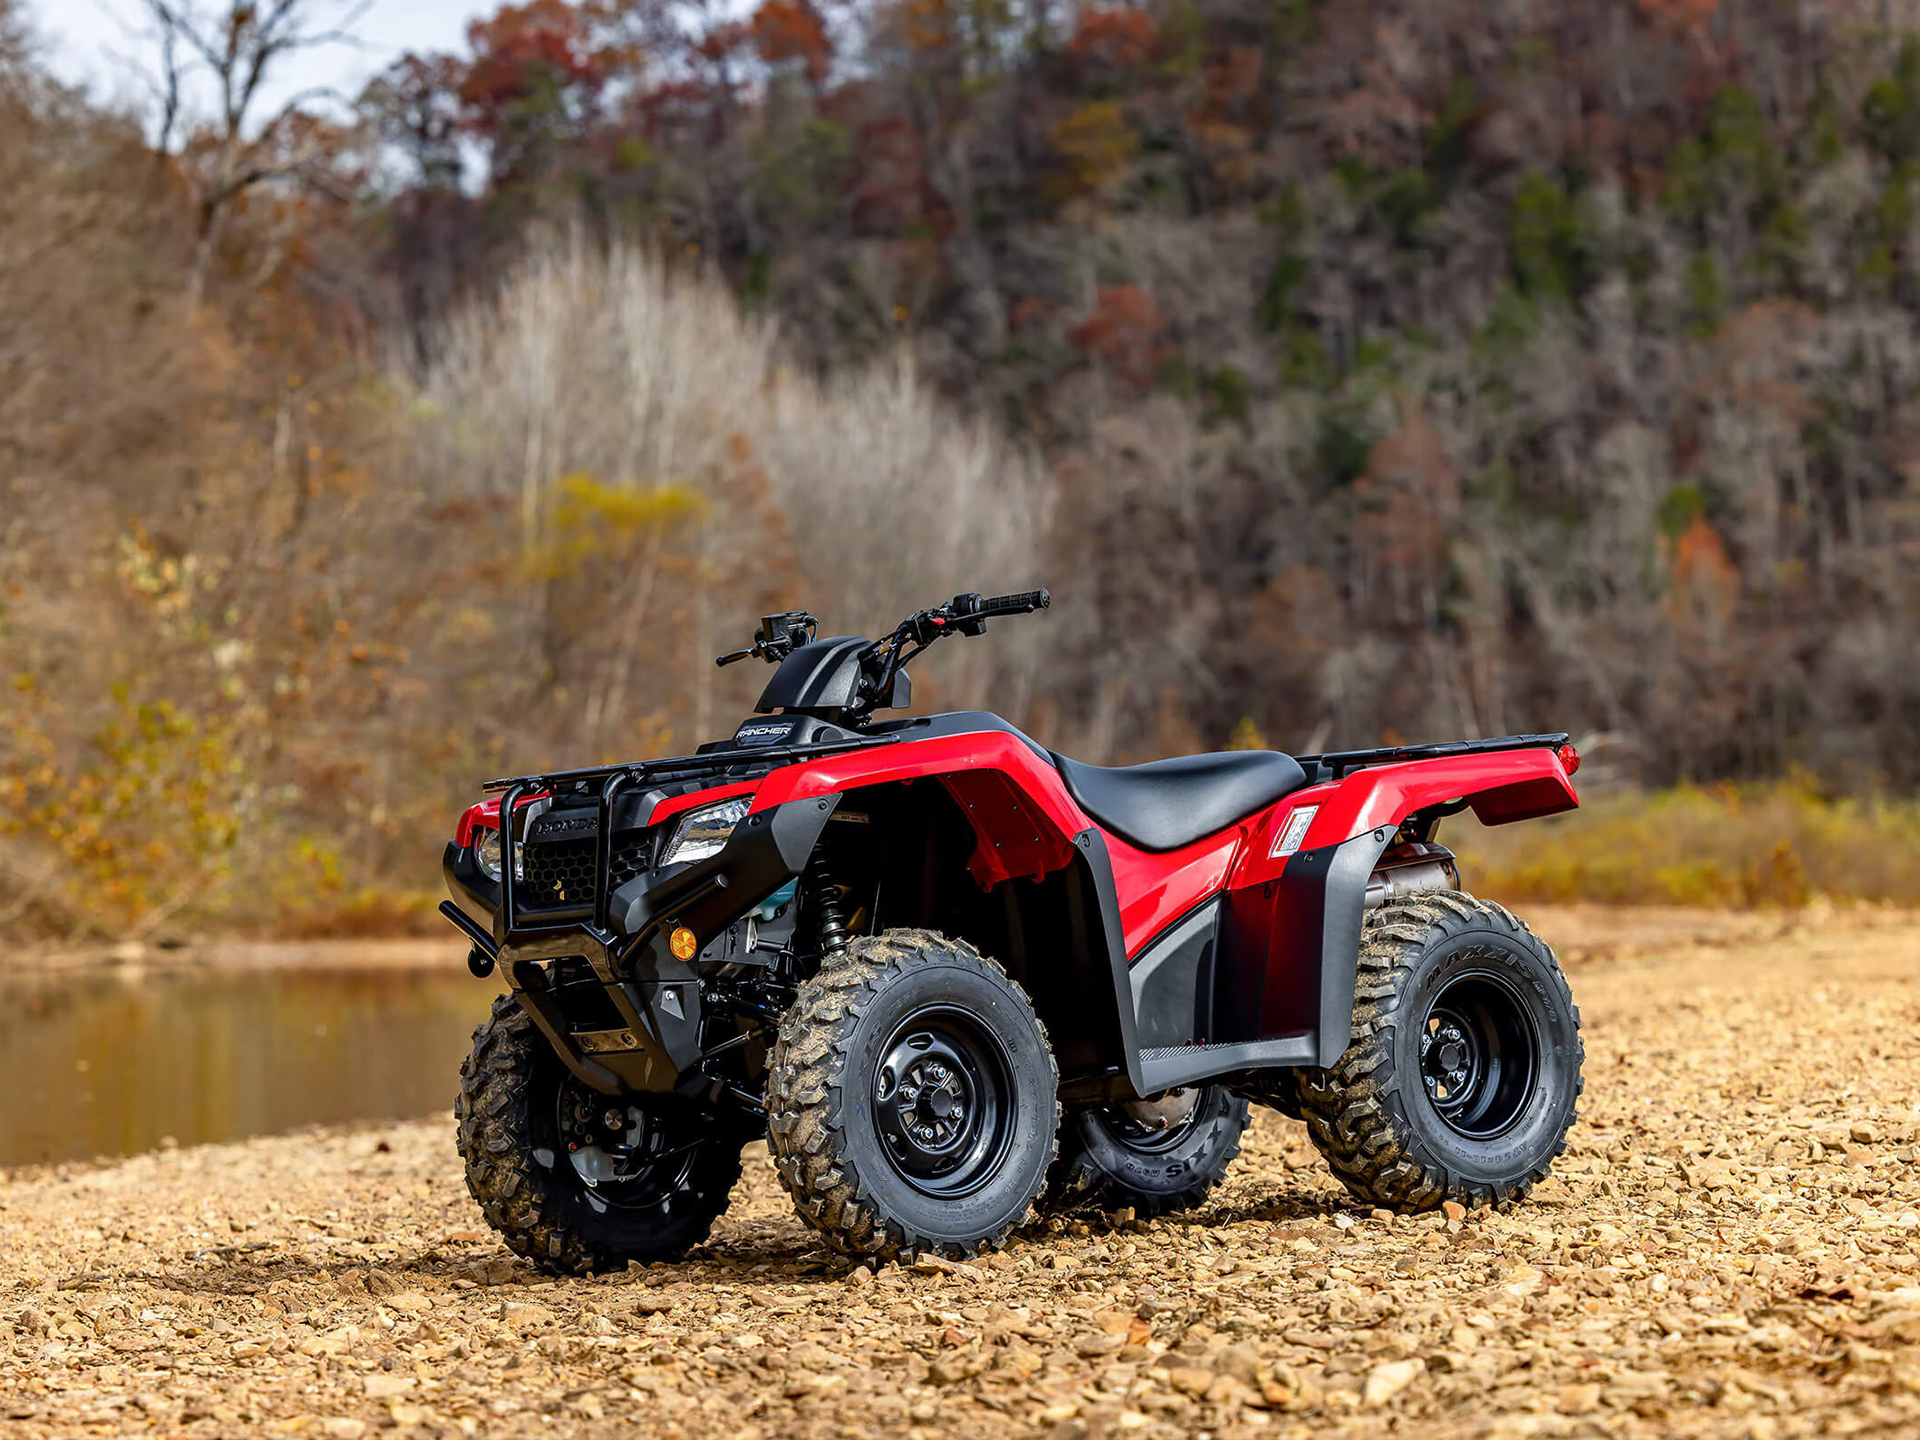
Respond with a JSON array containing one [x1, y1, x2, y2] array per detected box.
[[473, 827, 503, 881], [660, 797, 751, 866]]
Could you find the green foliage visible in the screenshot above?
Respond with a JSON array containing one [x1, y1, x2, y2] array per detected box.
[[1278, 327, 1333, 388], [1799, 86, 1848, 167], [1658, 483, 1706, 539], [1377, 169, 1443, 248], [1664, 86, 1787, 245], [1862, 167, 1914, 293], [1203, 365, 1251, 430], [1255, 188, 1309, 334], [1157, 2, 1204, 78], [1426, 78, 1480, 177], [1863, 36, 1920, 168], [751, 119, 852, 232], [1686, 251, 1727, 336], [1316, 396, 1378, 486], [1509, 171, 1598, 302]]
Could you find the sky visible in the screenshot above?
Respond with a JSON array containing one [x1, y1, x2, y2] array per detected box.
[[24, 0, 494, 122]]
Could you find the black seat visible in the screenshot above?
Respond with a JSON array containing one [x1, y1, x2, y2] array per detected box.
[[1050, 749, 1311, 852]]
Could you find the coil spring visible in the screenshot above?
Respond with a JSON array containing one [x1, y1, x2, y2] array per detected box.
[[804, 852, 850, 960]]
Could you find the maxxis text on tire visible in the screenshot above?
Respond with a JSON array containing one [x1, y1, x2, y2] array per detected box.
[[1296, 891, 1582, 1212], [455, 992, 742, 1275], [1043, 1084, 1250, 1217], [765, 928, 1059, 1261]]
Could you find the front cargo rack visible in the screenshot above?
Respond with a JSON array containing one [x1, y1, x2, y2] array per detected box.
[[481, 733, 901, 795], [1296, 732, 1570, 784]]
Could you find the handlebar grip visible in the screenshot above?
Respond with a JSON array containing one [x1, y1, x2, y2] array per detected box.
[[978, 589, 1050, 617]]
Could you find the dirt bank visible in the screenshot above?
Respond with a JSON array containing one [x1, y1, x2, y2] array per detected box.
[[5, 911, 1920, 1438]]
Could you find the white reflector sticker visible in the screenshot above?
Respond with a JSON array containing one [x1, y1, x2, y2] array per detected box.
[[1271, 806, 1318, 859]]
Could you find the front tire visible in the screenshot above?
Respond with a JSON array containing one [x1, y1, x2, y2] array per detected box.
[[1297, 892, 1582, 1211], [1044, 1085, 1250, 1216], [766, 929, 1059, 1261], [456, 994, 742, 1275]]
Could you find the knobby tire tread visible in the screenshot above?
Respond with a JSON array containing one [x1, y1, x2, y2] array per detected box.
[[455, 992, 737, 1276], [765, 928, 1059, 1262], [1295, 891, 1583, 1212], [1043, 1090, 1251, 1217]]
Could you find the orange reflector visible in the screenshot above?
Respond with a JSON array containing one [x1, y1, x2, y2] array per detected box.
[[669, 926, 698, 961]]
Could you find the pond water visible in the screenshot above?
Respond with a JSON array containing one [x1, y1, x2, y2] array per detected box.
[[0, 963, 496, 1168]]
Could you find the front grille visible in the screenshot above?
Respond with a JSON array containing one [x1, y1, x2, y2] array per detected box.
[[519, 838, 597, 908], [608, 835, 650, 892], [516, 832, 652, 912]]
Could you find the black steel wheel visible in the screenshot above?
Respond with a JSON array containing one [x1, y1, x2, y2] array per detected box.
[[767, 929, 1058, 1261], [457, 994, 742, 1275], [1417, 971, 1539, 1139], [1042, 1084, 1251, 1216], [1297, 892, 1582, 1212], [871, 1009, 1017, 1197]]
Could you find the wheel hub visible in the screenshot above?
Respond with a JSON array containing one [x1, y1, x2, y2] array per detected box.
[[871, 1011, 1014, 1198], [1118, 1088, 1200, 1133], [1418, 969, 1541, 1140], [887, 1051, 974, 1150], [555, 1081, 704, 1209]]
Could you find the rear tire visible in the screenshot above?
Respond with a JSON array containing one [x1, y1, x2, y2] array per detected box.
[[766, 929, 1059, 1261], [1297, 892, 1582, 1212], [1044, 1085, 1250, 1216], [456, 993, 742, 1275]]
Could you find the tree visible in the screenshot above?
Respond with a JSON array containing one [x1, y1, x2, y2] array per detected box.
[[136, 0, 367, 301]]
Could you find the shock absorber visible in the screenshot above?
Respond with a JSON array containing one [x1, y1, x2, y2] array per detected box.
[[803, 851, 850, 961]]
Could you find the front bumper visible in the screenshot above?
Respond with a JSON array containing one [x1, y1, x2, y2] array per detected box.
[[443, 788, 840, 1097]]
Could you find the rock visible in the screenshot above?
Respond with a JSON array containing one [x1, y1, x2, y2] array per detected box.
[[362, 1374, 415, 1398], [1868, 1310, 1920, 1344], [385, 1291, 433, 1312], [1214, 1342, 1261, 1384], [1441, 1201, 1466, 1222], [1362, 1359, 1422, 1407], [1682, 1159, 1738, 1190], [321, 1422, 367, 1440], [1855, 1122, 1882, 1144], [1559, 1381, 1603, 1413], [1167, 1366, 1215, 1396]]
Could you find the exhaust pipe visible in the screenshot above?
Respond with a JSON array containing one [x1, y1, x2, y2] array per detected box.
[[1364, 841, 1461, 909]]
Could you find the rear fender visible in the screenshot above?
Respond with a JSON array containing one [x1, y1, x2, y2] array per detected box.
[[1221, 747, 1578, 1067]]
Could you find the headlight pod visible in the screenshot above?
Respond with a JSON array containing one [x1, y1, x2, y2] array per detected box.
[[473, 826, 503, 881], [660, 797, 751, 867]]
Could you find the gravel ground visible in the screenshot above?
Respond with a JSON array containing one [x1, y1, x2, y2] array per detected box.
[[6, 905, 1920, 1440]]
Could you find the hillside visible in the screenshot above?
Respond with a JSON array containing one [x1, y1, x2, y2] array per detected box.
[[5, 0, 1920, 935]]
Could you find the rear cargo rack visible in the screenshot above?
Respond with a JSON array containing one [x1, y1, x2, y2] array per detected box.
[[1297, 732, 1569, 784], [482, 733, 901, 795]]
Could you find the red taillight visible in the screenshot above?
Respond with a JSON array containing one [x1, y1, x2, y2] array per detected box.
[[1557, 742, 1581, 776]]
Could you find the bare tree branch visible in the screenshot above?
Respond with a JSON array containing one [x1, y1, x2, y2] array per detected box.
[[130, 0, 365, 302]]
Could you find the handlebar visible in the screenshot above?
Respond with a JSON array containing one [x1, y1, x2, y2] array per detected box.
[[974, 590, 1050, 618], [713, 590, 1050, 718]]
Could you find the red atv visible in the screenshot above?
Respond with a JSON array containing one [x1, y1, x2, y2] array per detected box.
[[441, 591, 1584, 1273]]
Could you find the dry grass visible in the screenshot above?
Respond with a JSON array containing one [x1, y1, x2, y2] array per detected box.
[[1454, 778, 1920, 909]]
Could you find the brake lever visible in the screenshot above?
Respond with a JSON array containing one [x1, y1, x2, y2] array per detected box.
[[715, 647, 757, 668]]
